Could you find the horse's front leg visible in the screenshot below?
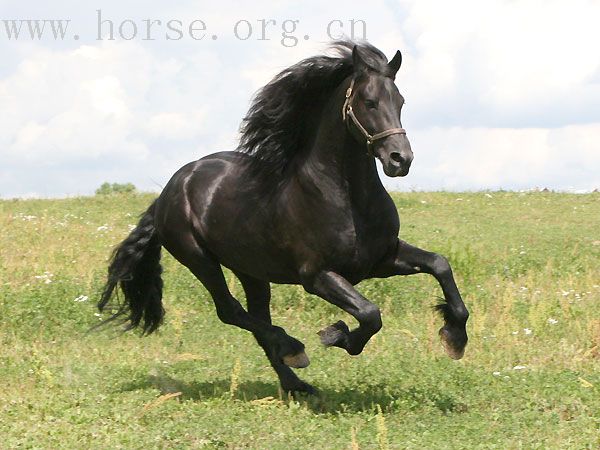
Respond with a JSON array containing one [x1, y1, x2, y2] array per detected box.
[[371, 239, 469, 359], [302, 271, 382, 356]]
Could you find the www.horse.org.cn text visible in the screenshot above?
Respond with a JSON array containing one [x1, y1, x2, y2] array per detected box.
[[0, 11, 368, 47]]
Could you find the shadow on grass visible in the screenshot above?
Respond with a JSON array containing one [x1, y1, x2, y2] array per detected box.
[[118, 372, 465, 415]]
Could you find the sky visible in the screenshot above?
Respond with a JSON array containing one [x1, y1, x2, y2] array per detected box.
[[0, 0, 599, 197]]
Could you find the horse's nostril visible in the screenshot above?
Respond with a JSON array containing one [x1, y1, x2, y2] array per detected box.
[[390, 152, 403, 163]]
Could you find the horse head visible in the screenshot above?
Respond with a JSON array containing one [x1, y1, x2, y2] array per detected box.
[[343, 46, 413, 177]]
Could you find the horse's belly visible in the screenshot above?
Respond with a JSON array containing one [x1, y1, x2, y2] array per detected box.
[[207, 239, 300, 283], [328, 237, 392, 284]]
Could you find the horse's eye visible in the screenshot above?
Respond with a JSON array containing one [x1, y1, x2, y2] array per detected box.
[[364, 99, 378, 110]]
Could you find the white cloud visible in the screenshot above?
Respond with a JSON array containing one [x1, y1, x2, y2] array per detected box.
[[144, 111, 207, 140], [0, 40, 224, 196], [396, 0, 600, 128], [384, 123, 600, 191], [1, 43, 146, 166], [0, 0, 599, 197]]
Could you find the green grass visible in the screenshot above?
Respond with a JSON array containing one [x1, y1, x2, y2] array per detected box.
[[1, 191, 599, 449]]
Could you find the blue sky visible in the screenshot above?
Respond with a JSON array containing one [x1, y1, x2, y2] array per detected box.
[[1, 0, 599, 197]]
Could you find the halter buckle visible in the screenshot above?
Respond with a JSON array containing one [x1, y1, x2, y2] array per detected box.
[[345, 79, 354, 98]]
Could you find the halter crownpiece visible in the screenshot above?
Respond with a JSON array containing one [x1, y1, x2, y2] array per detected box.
[[342, 78, 407, 155]]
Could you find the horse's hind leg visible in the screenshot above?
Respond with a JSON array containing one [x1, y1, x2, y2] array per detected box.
[[164, 235, 309, 369], [236, 272, 315, 394]]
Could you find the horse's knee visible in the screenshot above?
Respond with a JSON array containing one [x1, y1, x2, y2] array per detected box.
[[431, 254, 452, 277]]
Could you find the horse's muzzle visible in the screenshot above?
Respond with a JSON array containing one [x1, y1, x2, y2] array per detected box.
[[377, 147, 413, 177]]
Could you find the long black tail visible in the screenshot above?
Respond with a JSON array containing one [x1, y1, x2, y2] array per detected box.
[[97, 200, 164, 334]]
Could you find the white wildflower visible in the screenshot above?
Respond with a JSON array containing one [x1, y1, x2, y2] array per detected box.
[[34, 272, 53, 284], [523, 328, 532, 335], [547, 318, 558, 325], [96, 224, 109, 232], [18, 214, 37, 221], [513, 365, 527, 370], [74, 295, 89, 302]]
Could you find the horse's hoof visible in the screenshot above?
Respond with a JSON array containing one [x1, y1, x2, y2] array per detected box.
[[439, 327, 466, 360], [282, 351, 310, 368], [318, 320, 350, 348]]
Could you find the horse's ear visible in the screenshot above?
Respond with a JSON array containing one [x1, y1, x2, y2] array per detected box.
[[388, 50, 402, 78], [352, 45, 369, 74]]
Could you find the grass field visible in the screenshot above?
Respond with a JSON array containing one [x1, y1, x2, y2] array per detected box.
[[1, 191, 599, 449]]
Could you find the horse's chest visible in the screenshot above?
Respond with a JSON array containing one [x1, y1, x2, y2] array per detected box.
[[280, 185, 399, 282], [326, 211, 398, 280]]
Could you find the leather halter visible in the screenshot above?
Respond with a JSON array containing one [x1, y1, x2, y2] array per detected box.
[[342, 78, 407, 155]]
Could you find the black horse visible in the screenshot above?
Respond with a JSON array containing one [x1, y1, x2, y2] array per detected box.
[[99, 41, 469, 394]]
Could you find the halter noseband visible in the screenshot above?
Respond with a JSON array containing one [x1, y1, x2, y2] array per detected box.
[[342, 78, 407, 155]]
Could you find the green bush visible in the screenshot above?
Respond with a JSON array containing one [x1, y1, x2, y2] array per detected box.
[[95, 182, 137, 196]]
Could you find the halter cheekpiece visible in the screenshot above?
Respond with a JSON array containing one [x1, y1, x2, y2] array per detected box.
[[342, 78, 407, 155]]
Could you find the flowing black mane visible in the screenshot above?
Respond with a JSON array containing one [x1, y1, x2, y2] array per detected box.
[[238, 40, 391, 175]]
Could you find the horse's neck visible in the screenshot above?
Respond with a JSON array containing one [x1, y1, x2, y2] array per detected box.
[[298, 84, 385, 210]]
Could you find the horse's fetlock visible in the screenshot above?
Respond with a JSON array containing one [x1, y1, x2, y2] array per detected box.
[[454, 305, 469, 323], [359, 304, 382, 331]]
